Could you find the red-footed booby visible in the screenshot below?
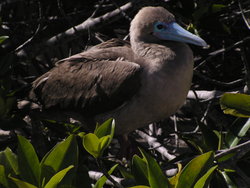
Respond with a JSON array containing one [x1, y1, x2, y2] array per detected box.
[[30, 7, 207, 134]]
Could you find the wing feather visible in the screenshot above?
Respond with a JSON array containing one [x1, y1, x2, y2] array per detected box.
[[30, 41, 142, 116]]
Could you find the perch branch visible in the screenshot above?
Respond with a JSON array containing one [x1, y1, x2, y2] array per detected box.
[[135, 130, 176, 160], [16, 2, 137, 58], [194, 36, 250, 70]]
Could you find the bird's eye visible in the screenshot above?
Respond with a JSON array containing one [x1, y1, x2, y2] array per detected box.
[[156, 24, 165, 30]]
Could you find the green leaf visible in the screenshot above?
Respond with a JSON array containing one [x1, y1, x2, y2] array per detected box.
[[214, 130, 223, 150], [194, 165, 218, 188], [94, 118, 114, 138], [217, 153, 235, 163], [129, 186, 150, 188], [211, 4, 226, 13], [99, 135, 111, 151], [77, 132, 86, 139], [220, 171, 237, 188], [176, 151, 214, 188], [226, 118, 250, 147], [40, 135, 78, 185], [9, 176, 37, 188], [220, 93, 250, 117], [169, 163, 182, 187], [118, 166, 134, 179], [44, 165, 74, 188], [0, 36, 8, 44], [0, 147, 18, 175], [83, 133, 101, 158], [17, 135, 40, 186], [131, 155, 149, 186], [94, 118, 115, 148], [0, 165, 9, 188], [94, 164, 118, 188], [140, 149, 169, 188]]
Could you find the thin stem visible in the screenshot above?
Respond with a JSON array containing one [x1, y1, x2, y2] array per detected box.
[[96, 158, 124, 188]]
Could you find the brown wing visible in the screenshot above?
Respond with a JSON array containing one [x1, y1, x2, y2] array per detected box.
[[30, 41, 142, 116]]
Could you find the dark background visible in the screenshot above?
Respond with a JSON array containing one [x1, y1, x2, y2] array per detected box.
[[0, 0, 250, 187]]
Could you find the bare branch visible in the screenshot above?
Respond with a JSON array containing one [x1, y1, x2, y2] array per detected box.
[[135, 130, 176, 160], [16, 2, 137, 58]]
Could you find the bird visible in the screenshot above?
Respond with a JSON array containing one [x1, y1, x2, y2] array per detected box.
[[30, 6, 207, 134]]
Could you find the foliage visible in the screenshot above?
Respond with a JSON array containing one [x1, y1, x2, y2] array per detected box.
[[0, 135, 78, 188], [220, 93, 250, 118], [0, 120, 220, 188]]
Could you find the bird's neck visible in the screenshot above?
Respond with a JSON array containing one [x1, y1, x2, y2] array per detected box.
[[131, 41, 191, 73]]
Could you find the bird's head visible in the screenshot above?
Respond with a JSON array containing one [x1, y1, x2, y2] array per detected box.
[[130, 6, 207, 47]]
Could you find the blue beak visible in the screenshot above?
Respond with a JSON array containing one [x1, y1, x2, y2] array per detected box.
[[154, 22, 208, 47]]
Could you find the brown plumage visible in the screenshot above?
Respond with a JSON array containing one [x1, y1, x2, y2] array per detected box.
[[30, 7, 207, 134]]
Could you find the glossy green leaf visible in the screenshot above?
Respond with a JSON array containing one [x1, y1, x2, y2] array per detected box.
[[129, 186, 150, 188], [99, 135, 111, 151], [118, 166, 134, 179], [83, 133, 101, 158], [224, 168, 235, 173], [77, 132, 86, 139], [169, 163, 182, 187], [226, 118, 250, 147], [214, 130, 223, 150], [217, 153, 235, 163], [44, 165, 74, 188], [176, 151, 214, 188], [140, 149, 169, 188], [0, 147, 18, 175], [94, 164, 118, 188], [0, 36, 8, 44], [41, 135, 78, 185], [220, 93, 250, 117], [194, 165, 217, 188], [131, 155, 148, 186], [0, 165, 9, 188], [94, 118, 114, 138], [211, 4, 226, 13], [94, 119, 115, 150], [17, 135, 40, 186], [9, 176, 37, 188], [220, 171, 237, 188]]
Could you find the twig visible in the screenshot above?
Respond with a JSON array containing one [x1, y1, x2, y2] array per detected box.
[[215, 139, 250, 160], [135, 130, 176, 160], [187, 89, 243, 101], [238, 0, 250, 30], [194, 70, 244, 88], [14, 0, 42, 52], [110, 0, 132, 21], [187, 90, 224, 101], [194, 36, 250, 70], [17, 2, 137, 58], [88, 170, 135, 187]]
